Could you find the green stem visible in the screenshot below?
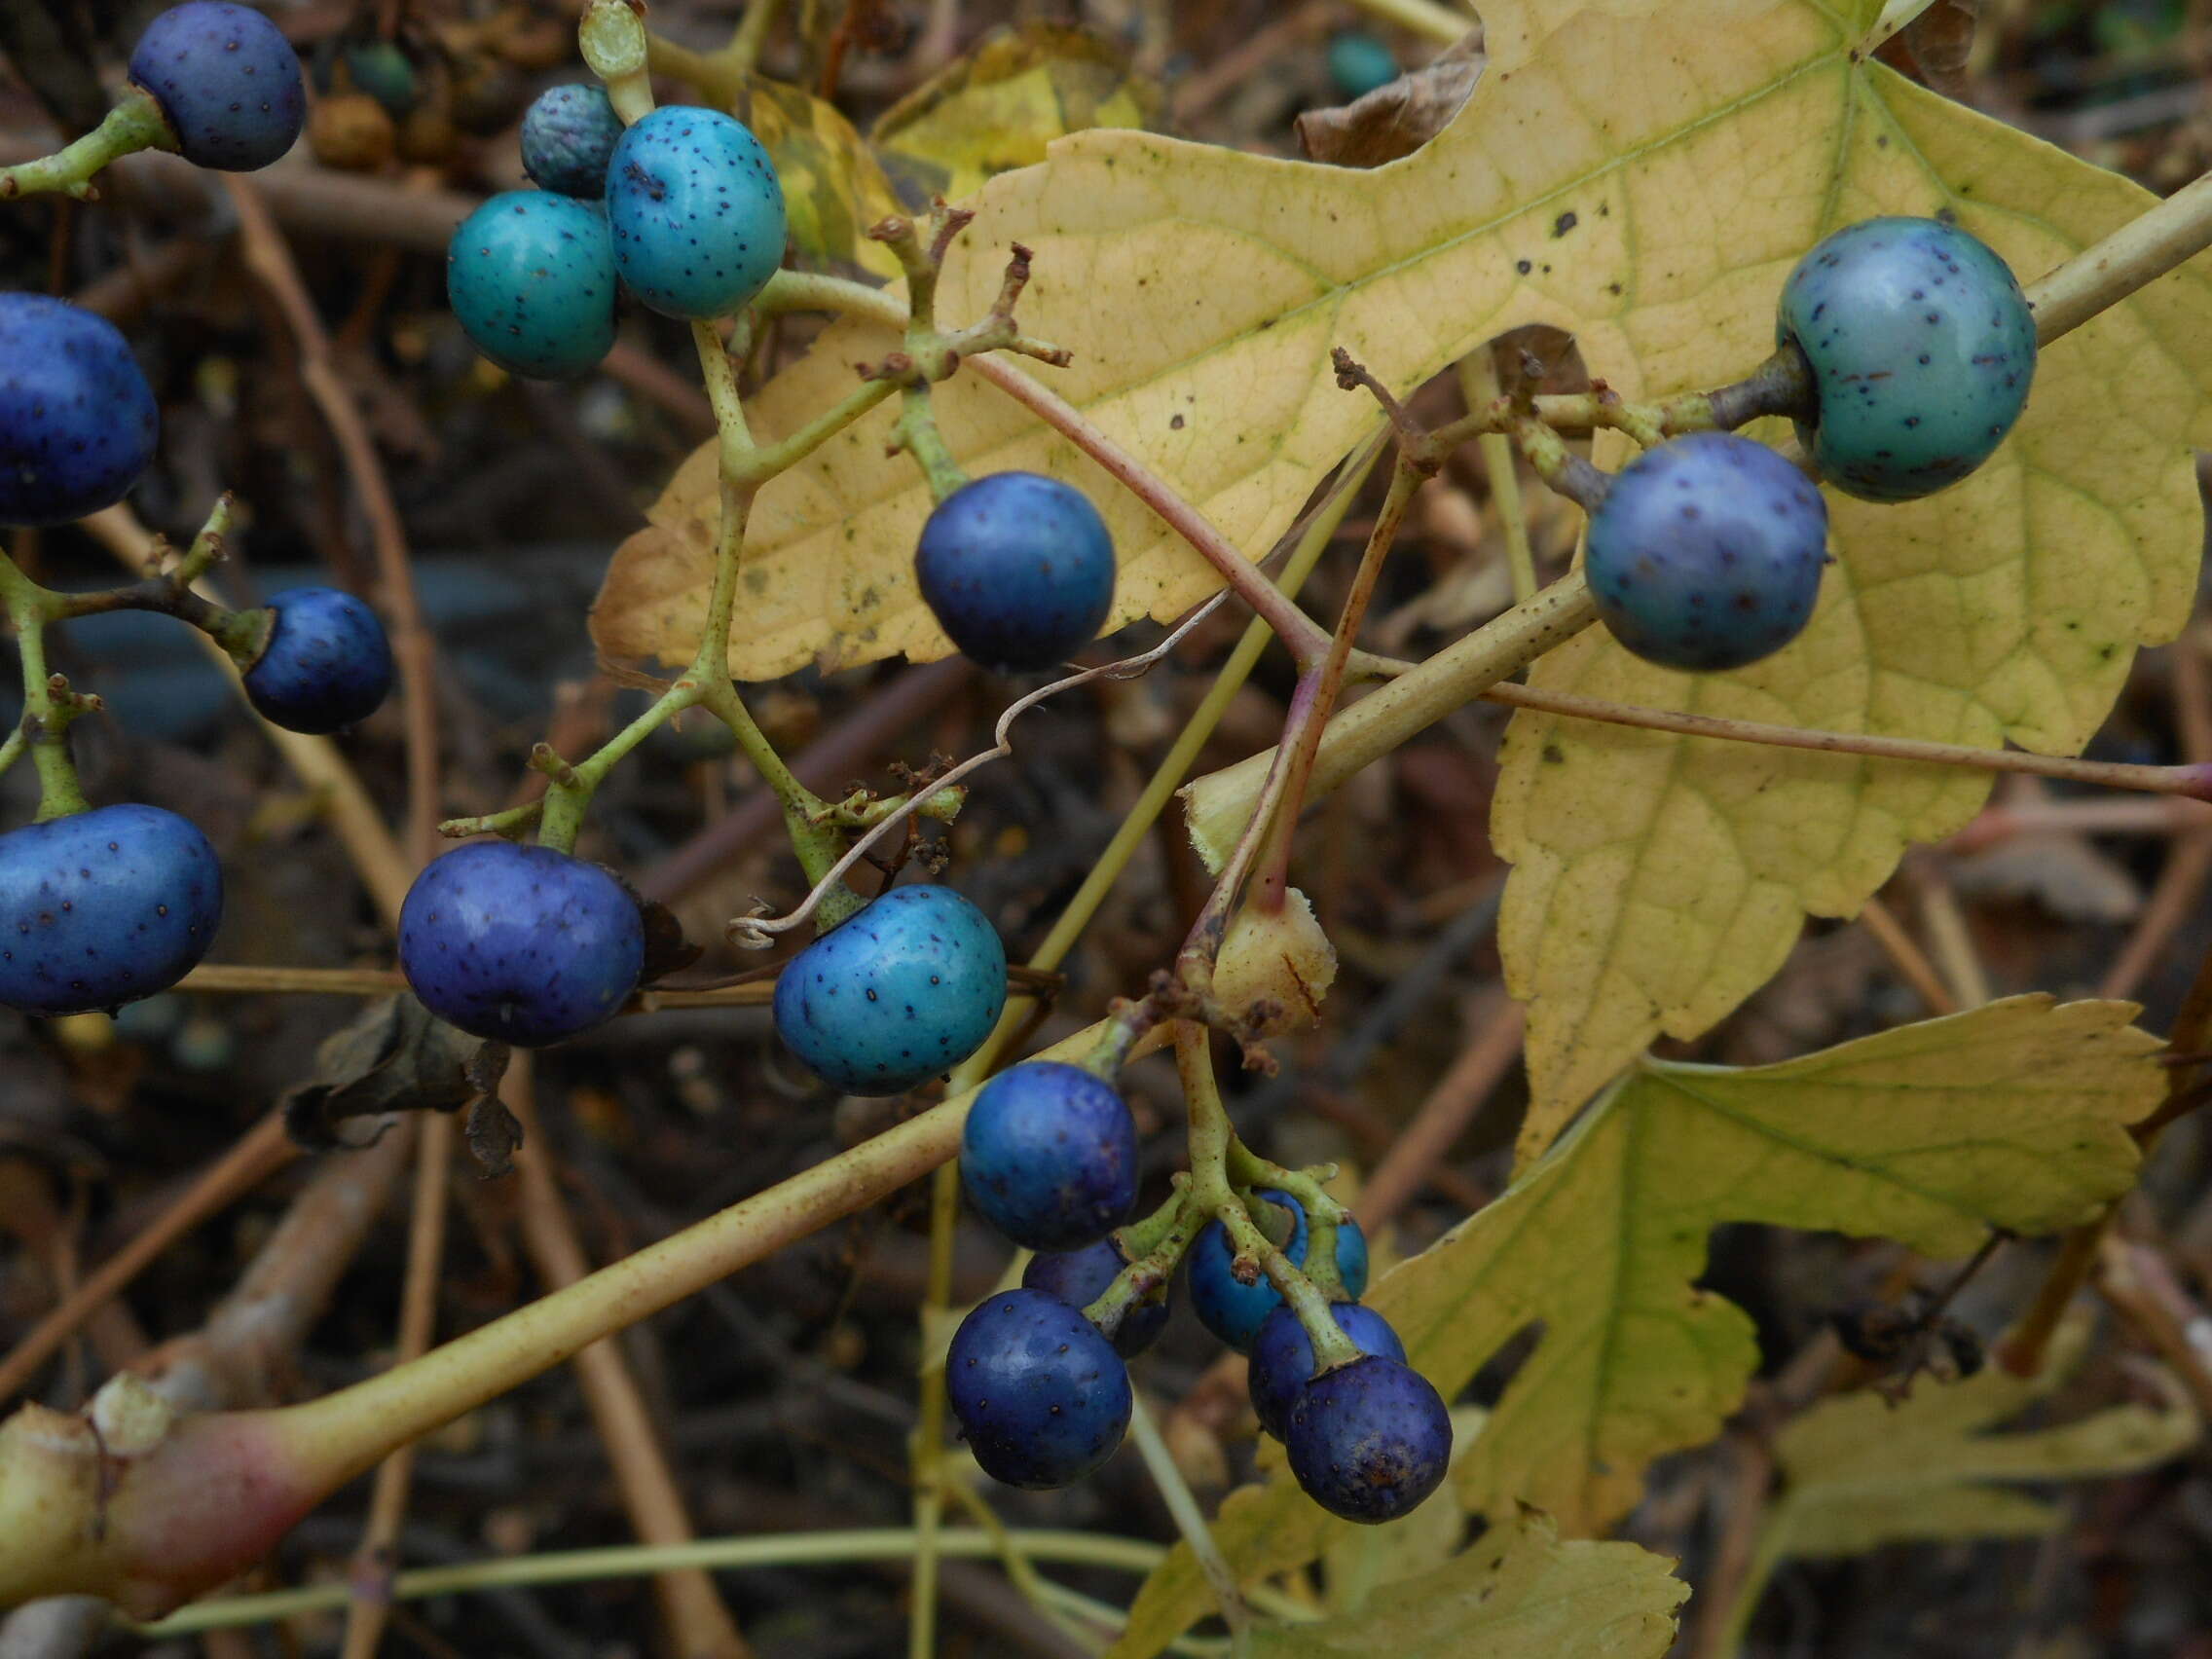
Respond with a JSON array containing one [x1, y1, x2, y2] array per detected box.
[[581, 0, 656, 125], [906, 1156, 964, 1659], [1124, 1393, 1251, 1647], [0, 553, 89, 821], [0, 89, 174, 201]]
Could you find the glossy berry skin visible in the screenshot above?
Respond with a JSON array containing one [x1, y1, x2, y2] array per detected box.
[[606, 107, 787, 320], [521, 85, 624, 199], [962, 1062, 1139, 1250], [129, 2, 306, 171], [1188, 1190, 1370, 1354], [241, 586, 394, 734], [447, 192, 619, 381], [0, 804, 222, 1016], [915, 473, 1118, 672], [1023, 1237, 1170, 1358], [0, 295, 160, 529], [772, 884, 1006, 1095], [1585, 433, 1829, 673], [947, 1288, 1132, 1490], [398, 841, 644, 1047], [1248, 1302, 1406, 1442], [1778, 217, 2037, 502], [1285, 1356, 1451, 1524]]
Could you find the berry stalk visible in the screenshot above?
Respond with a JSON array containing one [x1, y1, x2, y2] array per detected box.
[[0, 88, 173, 201]]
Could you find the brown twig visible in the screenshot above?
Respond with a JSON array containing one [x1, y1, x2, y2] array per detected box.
[[2102, 634, 2212, 1000], [1856, 895, 1958, 1016], [1355, 990, 1525, 1228]]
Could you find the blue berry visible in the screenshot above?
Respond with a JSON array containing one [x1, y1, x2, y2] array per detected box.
[[771, 884, 1006, 1095], [1584, 433, 1829, 673], [1326, 32, 1399, 99], [1247, 1302, 1405, 1441], [606, 106, 787, 320], [0, 804, 223, 1016], [129, 2, 306, 171], [947, 1287, 1132, 1490], [241, 586, 394, 734], [0, 295, 159, 529], [1778, 216, 2037, 501], [399, 841, 645, 1047], [447, 191, 619, 381], [1188, 1190, 1369, 1353], [915, 473, 1118, 672], [1023, 1237, 1170, 1358], [522, 85, 625, 199], [1284, 1355, 1451, 1524], [962, 1062, 1138, 1251]]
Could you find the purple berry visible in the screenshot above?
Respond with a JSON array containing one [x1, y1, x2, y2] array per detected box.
[[241, 586, 394, 734], [1284, 1355, 1451, 1524], [947, 1287, 1131, 1490], [0, 294, 159, 529], [129, 2, 306, 171], [1023, 1237, 1170, 1357], [1247, 1302, 1405, 1441], [521, 84, 624, 199]]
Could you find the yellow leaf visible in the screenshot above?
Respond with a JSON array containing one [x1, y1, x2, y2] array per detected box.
[[1110, 996, 2157, 1659], [733, 76, 905, 279]]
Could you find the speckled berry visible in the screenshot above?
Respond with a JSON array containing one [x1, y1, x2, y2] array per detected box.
[[521, 84, 624, 199], [1285, 1355, 1451, 1524], [771, 884, 1006, 1095], [1187, 1191, 1370, 1354], [0, 295, 159, 529], [447, 191, 619, 380], [606, 106, 786, 319], [962, 1062, 1139, 1251], [1247, 1302, 1405, 1441], [1024, 1236, 1171, 1358], [947, 1287, 1132, 1490], [0, 804, 223, 1016], [241, 586, 394, 734], [915, 473, 1118, 673], [1778, 216, 2038, 501], [398, 840, 645, 1047], [129, 2, 306, 171], [1584, 432, 1829, 673]]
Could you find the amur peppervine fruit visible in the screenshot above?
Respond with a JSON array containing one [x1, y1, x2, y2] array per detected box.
[[521, 85, 624, 199], [129, 1, 307, 172], [0, 803, 223, 1016], [0, 294, 160, 529], [961, 1061, 1139, 1251], [1187, 1190, 1370, 1353], [1777, 216, 2038, 501], [605, 106, 787, 320], [771, 884, 1007, 1095], [1023, 1236, 1171, 1358], [914, 473, 1118, 673], [1284, 1354, 1451, 1524], [447, 191, 620, 381], [1326, 31, 1399, 99], [946, 1287, 1132, 1490], [398, 840, 645, 1047], [1247, 1301, 1406, 1442], [240, 586, 394, 734], [1584, 431, 1829, 673]]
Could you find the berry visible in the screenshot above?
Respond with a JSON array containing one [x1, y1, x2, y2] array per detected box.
[[129, 2, 306, 171], [1247, 1302, 1406, 1441], [522, 85, 625, 199], [915, 473, 1118, 673], [447, 191, 619, 380], [947, 1287, 1131, 1490], [1187, 1191, 1369, 1353], [1326, 32, 1399, 99], [1284, 1355, 1451, 1524], [961, 1062, 1139, 1251], [0, 804, 223, 1016], [1777, 216, 2037, 502], [399, 841, 645, 1047], [605, 106, 787, 319], [1584, 432, 1829, 673], [0, 295, 160, 529], [1023, 1237, 1170, 1357], [337, 41, 417, 118], [771, 884, 1006, 1095], [241, 586, 394, 734]]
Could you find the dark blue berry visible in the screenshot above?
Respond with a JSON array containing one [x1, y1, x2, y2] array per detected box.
[[606, 106, 786, 319], [1777, 216, 2038, 501], [1187, 1190, 1369, 1353], [0, 804, 223, 1016], [947, 1287, 1131, 1490], [1284, 1355, 1451, 1524], [1585, 432, 1829, 673], [1326, 32, 1398, 99], [1023, 1236, 1170, 1357], [398, 841, 645, 1046], [771, 884, 1006, 1095], [0, 295, 159, 529], [961, 1062, 1138, 1251], [447, 191, 619, 381], [914, 473, 1118, 672], [521, 85, 624, 199], [1248, 1302, 1405, 1441], [241, 586, 394, 734], [129, 2, 306, 171]]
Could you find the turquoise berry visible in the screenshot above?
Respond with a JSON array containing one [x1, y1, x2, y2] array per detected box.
[[447, 191, 618, 380], [606, 106, 786, 320], [1777, 216, 2037, 502], [129, 1, 307, 170], [340, 41, 418, 117], [522, 84, 624, 199], [1326, 32, 1398, 99]]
